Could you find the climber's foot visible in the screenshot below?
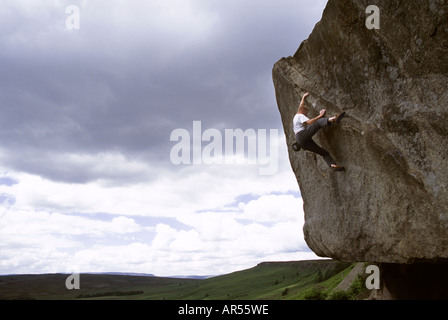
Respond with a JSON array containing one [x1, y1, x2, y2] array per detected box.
[[335, 112, 346, 123], [329, 112, 346, 124], [331, 164, 345, 172]]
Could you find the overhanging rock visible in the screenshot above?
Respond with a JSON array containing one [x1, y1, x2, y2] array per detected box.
[[273, 0, 448, 263]]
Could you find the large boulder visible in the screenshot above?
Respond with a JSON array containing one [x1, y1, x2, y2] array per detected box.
[[273, 0, 448, 264]]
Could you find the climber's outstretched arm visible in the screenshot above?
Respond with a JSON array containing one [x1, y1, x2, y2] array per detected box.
[[297, 92, 310, 113], [298, 92, 325, 125]]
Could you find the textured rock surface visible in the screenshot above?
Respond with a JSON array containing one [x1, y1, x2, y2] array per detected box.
[[273, 0, 448, 264]]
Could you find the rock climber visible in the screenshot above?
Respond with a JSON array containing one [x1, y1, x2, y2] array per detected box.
[[293, 92, 346, 171]]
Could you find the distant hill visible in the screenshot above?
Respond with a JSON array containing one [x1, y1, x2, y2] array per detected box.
[[84, 272, 155, 277], [0, 260, 367, 300]]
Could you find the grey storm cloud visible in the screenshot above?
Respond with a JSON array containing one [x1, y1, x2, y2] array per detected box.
[[0, 0, 324, 183]]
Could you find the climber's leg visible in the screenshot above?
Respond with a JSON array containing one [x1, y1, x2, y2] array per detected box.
[[296, 112, 346, 146], [300, 138, 335, 167], [297, 118, 330, 144], [295, 115, 345, 170]]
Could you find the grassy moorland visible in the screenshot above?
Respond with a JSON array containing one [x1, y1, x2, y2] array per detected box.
[[0, 260, 364, 300]]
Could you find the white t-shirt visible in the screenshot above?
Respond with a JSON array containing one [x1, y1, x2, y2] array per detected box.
[[293, 113, 309, 134]]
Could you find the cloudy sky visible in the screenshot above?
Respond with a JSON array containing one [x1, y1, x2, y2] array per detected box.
[[0, 0, 327, 276]]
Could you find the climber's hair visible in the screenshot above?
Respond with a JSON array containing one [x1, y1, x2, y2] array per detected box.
[[298, 104, 309, 113]]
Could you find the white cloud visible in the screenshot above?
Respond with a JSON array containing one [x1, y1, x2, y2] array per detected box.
[[0, 207, 141, 245], [151, 223, 178, 251], [0, 160, 316, 276], [142, 192, 311, 275], [0, 136, 317, 276], [240, 194, 302, 222], [148, 217, 318, 276], [176, 212, 242, 242], [0, 0, 329, 276], [1, 134, 297, 216]]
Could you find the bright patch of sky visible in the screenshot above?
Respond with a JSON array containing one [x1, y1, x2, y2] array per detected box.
[[0, 0, 327, 276]]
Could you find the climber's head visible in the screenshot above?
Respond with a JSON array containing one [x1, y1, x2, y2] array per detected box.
[[298, 104, 310, 116]]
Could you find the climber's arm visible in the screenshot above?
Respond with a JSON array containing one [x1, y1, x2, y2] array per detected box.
[[297, 92, 326, 126], [304, 109, 326, 126], [297, 92, 310, 113]]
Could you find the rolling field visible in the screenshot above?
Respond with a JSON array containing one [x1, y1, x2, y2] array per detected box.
[[0, 260, 358, 300]]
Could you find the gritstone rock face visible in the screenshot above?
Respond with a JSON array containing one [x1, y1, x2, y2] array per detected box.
[[273, 0, 448, 263]]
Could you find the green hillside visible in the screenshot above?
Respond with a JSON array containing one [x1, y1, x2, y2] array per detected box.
[[0, 260, 362, 300], [149, 260, 355, 300]]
